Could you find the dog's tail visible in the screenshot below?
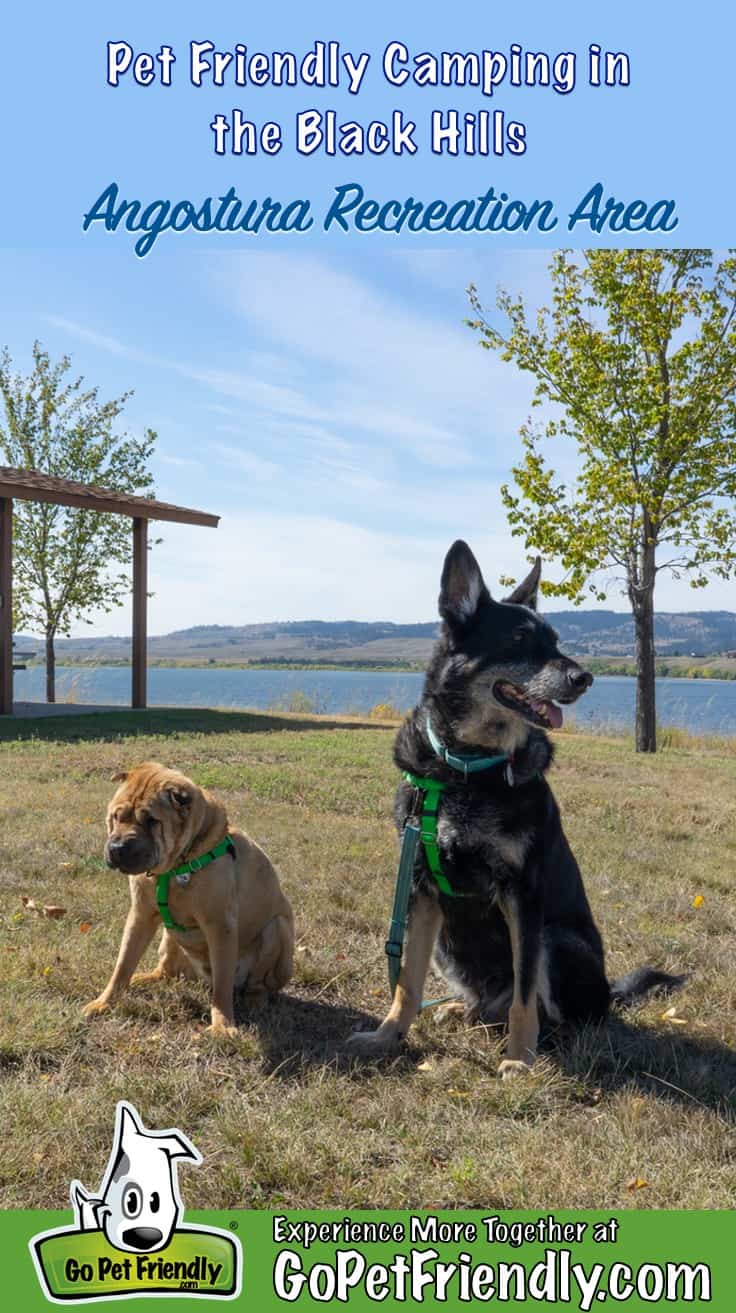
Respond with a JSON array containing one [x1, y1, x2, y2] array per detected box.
[[610, 966, 686, 1006]]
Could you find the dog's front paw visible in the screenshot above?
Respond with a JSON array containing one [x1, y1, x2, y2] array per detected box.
[[204, 1021, 239, 1040], [130, 969, 164, 987], [82, 998, 110, 1018], [345, 1027, 402, 1057], [498, 1058, 533, 1080]]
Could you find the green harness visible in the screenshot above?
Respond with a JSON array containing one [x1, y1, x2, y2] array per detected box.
[[385, 741, 511, 1004], [155, 834, 236, 933]]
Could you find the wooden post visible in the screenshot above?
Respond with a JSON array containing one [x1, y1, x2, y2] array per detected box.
[[132, 517, 148, 709], [0, 498, 12, 716]]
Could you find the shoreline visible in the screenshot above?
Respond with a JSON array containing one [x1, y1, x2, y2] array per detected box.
[[19, 658, 736, 680]]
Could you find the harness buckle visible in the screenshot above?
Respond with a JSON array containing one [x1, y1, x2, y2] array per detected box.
[[175, 871, 191, 887]]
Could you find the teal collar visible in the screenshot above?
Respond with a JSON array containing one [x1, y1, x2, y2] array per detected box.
[[155, 834, 236, 933], [425, 714, 512, 781]]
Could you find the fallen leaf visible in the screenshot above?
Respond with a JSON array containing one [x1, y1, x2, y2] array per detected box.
[[79, 921, 93, 934], [692, 894, 704, 909], [42, 966, 52, 976], [21, 896, 66, 918], [661, 1006, 687, 1025], [626, 1176, 649, 1193], [447, 1088, 470, 1098], [417, 1060, 434, 1072]]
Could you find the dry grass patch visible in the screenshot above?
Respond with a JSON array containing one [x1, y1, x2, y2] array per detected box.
[[0, 708, 734, 1210]]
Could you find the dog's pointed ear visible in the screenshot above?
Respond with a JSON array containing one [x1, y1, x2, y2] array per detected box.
[[505, 557, 542, 611], [70, 1180, 91, 1216], [167, 787, 191, 809], [156, 1132, 202, 1166], [118, 1103, 145, 1151], [110, 770, 128, 783], [439, 540, 490, 628]]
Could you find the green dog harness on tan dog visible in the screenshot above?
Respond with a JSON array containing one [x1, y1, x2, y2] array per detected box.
[[155, 834, 236, 933]]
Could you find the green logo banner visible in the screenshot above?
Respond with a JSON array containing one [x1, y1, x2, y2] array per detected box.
[[6, 1208, 734, 1311]]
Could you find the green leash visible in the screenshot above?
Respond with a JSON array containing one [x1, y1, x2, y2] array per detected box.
[[155, 834, 236, 933], [384, 773, 481, 1010], [385, 728, 511, 1009]]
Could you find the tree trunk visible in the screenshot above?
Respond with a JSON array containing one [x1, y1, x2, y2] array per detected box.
[[632, 589, 657, 752], [45, 629, 56, 703], [630, 527, 657, 753]]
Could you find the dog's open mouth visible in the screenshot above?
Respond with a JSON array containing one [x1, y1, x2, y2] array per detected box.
[[493, 681, 564, 730]]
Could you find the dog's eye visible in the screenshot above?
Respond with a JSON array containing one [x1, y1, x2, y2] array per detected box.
[[149, 1191, 160, 1213], [122, 1184, 142, 1219], [512, 627, 529, 643]]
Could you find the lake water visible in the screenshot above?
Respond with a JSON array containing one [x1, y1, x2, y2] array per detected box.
[[11, 666, 736, 735]]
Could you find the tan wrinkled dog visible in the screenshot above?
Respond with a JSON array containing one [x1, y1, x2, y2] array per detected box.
[[84, 762, 294, 1036]]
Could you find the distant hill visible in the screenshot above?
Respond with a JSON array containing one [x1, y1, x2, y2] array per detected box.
[[17, 610, 736, 667]]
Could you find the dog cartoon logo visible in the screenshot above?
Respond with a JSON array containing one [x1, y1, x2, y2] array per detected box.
[[70, 1102, 201, 1255], [30, 1101, 241, 1303]]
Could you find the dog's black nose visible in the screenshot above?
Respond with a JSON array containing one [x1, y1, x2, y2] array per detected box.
[[567, 667, 593, 691], [122, 1227, 163, 1251], [105, 840, 126, 868]]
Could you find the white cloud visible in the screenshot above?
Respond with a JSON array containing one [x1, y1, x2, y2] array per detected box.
[[206, 251, 536, 458], [139, 514, 525, 630], [213, 444, 281, 480], [43, 315, 145, 361], [60, 507, 736, 638]]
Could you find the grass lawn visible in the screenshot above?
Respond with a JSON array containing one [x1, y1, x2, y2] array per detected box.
[[0, 707, 734, 1211]]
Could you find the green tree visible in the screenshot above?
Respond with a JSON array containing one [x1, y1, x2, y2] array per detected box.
[[468, 250, 736, 752], [0, 342, 156, 701]]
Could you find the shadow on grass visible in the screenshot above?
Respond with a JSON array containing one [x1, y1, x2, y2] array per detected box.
[[545, 1013, 736, 1120], [0, 707, 392, 745], [236, 991, 394, 1080], [251, 993, 736, 1116]]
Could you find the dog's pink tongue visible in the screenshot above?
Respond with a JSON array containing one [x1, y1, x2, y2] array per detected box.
[[538, 701, 563, 729]]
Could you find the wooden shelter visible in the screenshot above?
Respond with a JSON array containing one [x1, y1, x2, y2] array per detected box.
[[0, 466, 219, 716]]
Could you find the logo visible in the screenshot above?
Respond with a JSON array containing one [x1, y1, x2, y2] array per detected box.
[[30, 1101, 242, 1302]]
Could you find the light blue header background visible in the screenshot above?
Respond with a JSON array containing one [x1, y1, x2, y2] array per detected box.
[[2, 0, 734, 251]]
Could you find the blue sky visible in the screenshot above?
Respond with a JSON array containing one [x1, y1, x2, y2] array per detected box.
[[2, 3, 734, 635], [0, 245, 732, 636]]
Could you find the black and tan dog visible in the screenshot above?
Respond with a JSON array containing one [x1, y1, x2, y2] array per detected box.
[[348, 541, 680, 1076], [84, 762, 294, 1035]]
